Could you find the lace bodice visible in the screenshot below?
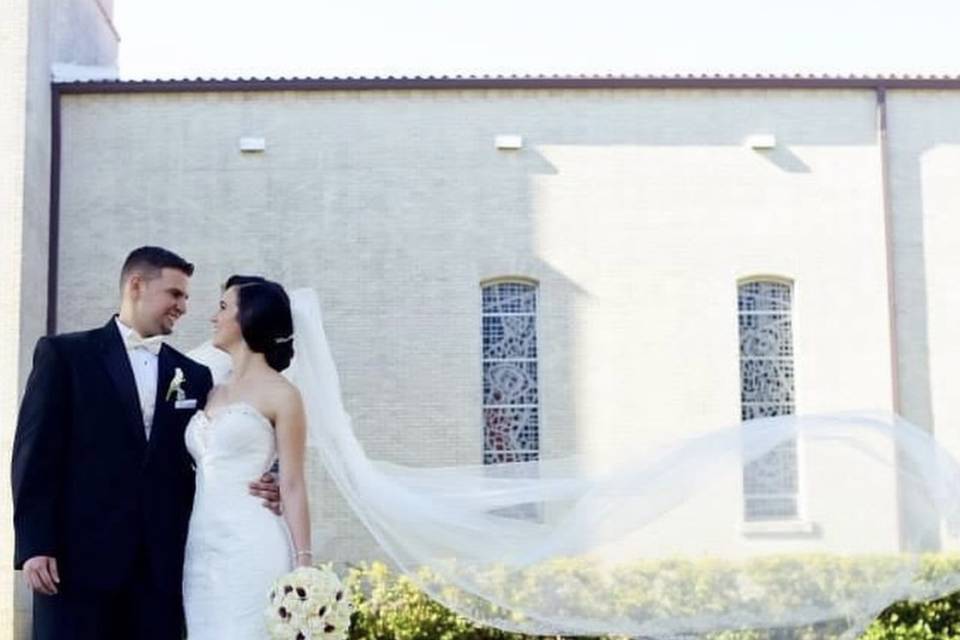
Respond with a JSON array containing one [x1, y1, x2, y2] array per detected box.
[[185, 402, 277, 490]]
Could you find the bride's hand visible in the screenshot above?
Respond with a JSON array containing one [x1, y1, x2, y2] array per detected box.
[[249, 472, 282, 515]]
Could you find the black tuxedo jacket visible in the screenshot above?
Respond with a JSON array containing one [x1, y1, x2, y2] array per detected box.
[[11, 318, 213, 594]]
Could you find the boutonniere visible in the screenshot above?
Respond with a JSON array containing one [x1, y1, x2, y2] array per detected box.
[[165, 367, 186, 402]]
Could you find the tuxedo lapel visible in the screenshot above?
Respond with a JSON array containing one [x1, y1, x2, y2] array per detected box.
[[148, 346, 177, 454], [98, 318, 147, 448]]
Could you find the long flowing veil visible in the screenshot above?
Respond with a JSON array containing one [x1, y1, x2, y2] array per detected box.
[[193, 288, 960, 638]]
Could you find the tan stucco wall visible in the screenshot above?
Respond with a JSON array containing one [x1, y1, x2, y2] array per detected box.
[[53, 87, 905, 560]]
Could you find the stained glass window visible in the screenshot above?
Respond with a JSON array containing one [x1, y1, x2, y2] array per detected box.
[[482, 282, 539, 465], [738, 280, 799, 521]]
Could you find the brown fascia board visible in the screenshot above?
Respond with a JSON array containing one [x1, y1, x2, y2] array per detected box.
[[52, 75, 960, 95]]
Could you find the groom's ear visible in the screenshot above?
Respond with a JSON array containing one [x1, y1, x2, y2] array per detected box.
[[123, 272, 146, 300]]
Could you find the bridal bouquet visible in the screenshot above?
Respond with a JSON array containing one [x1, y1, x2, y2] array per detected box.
[[265, 565, 352, 639]]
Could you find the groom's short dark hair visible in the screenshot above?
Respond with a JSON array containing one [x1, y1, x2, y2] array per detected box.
[[120, 246, 194, 287]]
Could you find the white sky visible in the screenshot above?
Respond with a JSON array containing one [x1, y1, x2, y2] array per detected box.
[[115, 0, 960, 80]]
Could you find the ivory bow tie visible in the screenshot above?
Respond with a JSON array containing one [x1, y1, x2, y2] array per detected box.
[[124, 332, 164, 356]]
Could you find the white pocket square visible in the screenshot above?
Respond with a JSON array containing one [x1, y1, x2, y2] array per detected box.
[[175, 399, 198, 410]]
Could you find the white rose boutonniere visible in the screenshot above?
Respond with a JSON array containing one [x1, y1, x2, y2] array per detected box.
[[165, 367, 186, 402]]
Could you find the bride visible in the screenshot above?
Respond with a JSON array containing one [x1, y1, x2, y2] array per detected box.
[[182, 275, 311, 639], [182, 275, 960, 640]]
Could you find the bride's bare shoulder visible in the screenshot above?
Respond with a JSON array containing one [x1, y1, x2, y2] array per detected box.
[[261, 372, 304, 416]]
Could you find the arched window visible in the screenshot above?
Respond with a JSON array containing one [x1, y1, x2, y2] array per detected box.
[[738, 279, 798, 521], [481, 280, 539, 465]]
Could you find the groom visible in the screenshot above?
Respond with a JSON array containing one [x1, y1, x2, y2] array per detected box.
[[12, 246, 279, 639]]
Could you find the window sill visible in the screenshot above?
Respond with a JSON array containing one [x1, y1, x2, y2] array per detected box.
[[740, 519, 818, 537]]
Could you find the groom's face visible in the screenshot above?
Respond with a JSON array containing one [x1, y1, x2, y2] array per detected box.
[[132, 267, 190, 336]]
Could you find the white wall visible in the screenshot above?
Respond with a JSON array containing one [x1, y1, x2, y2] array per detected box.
[[55, 87, 908, 560], [887, 91, 960, 551]]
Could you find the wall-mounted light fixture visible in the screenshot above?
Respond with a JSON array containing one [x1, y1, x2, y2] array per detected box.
[[495, 135, 523, 150], [239, 137, 266, 153], [744, 134, 776, 150]]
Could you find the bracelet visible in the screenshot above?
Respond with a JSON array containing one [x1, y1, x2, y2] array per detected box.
[[295, 550, 313, 558]]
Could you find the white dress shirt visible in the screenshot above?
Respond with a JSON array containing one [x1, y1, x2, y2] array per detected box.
[[115, 318, 160, 440]]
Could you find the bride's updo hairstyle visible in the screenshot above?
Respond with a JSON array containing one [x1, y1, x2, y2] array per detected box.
[[224, 275, 294, 372]]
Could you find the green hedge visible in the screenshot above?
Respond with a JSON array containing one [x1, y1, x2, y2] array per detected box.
[[342, 557, 960, 640]]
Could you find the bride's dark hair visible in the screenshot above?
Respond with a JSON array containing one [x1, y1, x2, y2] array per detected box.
[[224, 275, 294, 372]]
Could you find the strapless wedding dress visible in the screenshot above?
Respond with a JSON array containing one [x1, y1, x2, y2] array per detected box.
[[183, 402, 293, 639]]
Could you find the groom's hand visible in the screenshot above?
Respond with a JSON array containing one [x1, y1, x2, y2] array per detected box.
[[23, 555, 60, 595], [249, 473, 282, 515]]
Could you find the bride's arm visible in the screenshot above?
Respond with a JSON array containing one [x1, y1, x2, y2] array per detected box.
[[274, 386, 312, 567]]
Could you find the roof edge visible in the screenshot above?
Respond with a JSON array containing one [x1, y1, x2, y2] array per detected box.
[[53, 74, 960, 94]]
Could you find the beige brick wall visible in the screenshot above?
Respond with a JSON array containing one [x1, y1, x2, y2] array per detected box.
[[887, 93, 960, 543], [54, 87, 904, 560], [887, 91, 960, 429]]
